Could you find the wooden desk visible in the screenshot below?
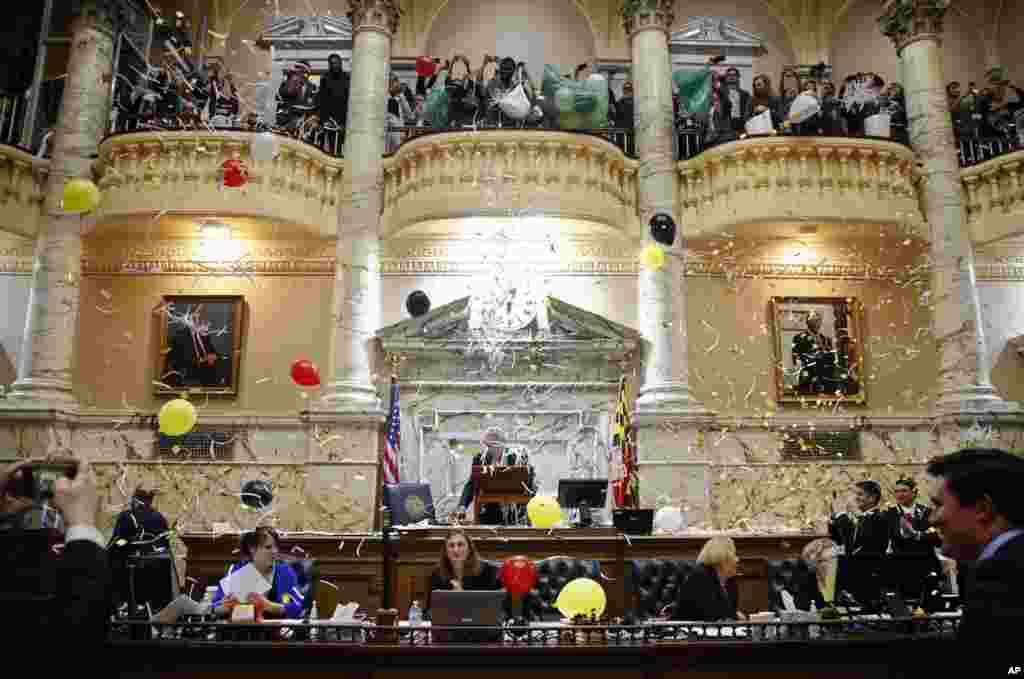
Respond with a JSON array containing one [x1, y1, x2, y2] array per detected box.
[[180, 530, 822, 618]]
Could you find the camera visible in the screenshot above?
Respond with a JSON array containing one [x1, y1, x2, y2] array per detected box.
[[5, 460, 79, 503]]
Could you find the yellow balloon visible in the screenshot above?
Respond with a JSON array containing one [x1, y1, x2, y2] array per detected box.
[[158, 398, 197, 436], [526, 495, 561, 529], [555, 577, 606, 619], [62, 178, 102, 214], [639, 243, 666, 271]]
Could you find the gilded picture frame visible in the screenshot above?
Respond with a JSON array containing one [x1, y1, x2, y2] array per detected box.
[[769, 296, 866, 406], [155, 295, 245, 398]]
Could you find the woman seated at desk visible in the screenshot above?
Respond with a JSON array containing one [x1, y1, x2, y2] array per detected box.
[[424, 528, 502, 619], [211, 527, 304, 619], [674, 537, 746, 621]]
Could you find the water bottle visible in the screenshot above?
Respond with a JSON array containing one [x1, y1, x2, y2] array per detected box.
[[202, 586, 218, 618], [408, 600, 422, 626], [310, 601, 320, 640]]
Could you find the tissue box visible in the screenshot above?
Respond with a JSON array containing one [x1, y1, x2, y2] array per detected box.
[[231, 604, 256, 623]]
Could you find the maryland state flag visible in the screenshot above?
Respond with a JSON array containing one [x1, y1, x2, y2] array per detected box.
[[611, 376, 638, 508]]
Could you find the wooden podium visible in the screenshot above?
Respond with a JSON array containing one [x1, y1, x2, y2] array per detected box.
[[471, 465, 531, 523]]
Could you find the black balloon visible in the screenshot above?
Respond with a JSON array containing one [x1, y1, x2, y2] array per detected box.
[[241, 480, 274, 509], [406, 290, 431, 317], [649, 213, 677, 246]]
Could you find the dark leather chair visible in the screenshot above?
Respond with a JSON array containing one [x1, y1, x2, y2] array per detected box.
[[629, 559, 699, 620], [767, 559, 822, 612], [281, 557, 317, 617], [522, 557, 601, 621]]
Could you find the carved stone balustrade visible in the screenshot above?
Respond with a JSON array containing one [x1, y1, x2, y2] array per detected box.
[[961, 149, 1024, 246], [96, 131, 347, 235], [0, 145, 49, 239], [382, 130, 638, 234], [677, 136, 924, 236]]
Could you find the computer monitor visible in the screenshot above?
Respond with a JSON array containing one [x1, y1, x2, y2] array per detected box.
[[429, 589, 505, 643], [558, 479, 607, 509], [383, 483, 437, 526]]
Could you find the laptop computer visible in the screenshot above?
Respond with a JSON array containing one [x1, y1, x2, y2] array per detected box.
[[429, 589, 505, 643], [613, 508, 654, 535]]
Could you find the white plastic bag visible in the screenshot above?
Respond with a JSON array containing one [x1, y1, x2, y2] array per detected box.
[[788, 93, 821, 123], [865, 112, 891, 137], [745, 109, 773, 135], [499, 83, 532, 120]]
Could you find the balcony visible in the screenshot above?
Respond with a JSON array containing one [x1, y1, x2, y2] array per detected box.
[[381, 129, 637, 235], [676, 135, 924, 237], [961, 149, 1024, 246], [95, 130, 347, 236], [0, 144, 48, 238]]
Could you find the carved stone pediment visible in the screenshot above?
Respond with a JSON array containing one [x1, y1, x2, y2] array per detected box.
[[377, 296, 639, 363], [670, 17, 764, 49], [258, 15, 353, 49]]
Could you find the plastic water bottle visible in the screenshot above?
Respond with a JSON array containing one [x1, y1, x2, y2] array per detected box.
[[201, 586, 218, 618], [408, 600, 423, 626], [310, 601, 320, 640]]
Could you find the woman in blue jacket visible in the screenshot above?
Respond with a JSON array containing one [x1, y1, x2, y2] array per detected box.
[[212, 527, 303, 619]]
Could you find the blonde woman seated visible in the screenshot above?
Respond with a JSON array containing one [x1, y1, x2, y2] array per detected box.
[[674, 537, 747, 621]]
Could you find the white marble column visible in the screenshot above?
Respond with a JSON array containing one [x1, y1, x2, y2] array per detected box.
[[7, 2, 118, 409], [625, 1, 708, 413], [881, 1, 1013, 415], [320, 0, 398, 411]]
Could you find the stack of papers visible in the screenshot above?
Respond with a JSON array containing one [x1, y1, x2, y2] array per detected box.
[[220, 563, 271, 601]]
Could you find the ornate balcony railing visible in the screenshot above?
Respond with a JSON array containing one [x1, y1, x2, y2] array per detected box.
[[961, 148, 1024, 246], [96, 130, 347, 235], [0, 143, 49, 238], [382, 129, 638, 235], [677, 135, 923, 236]]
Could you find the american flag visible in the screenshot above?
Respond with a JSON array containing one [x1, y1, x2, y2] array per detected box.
[[611, 376, 638, 508], [384, 376, 401, 484]]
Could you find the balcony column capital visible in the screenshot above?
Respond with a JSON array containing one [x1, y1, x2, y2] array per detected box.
[[621, 0, 675, 39], [878, 0, 947, 55], [347, 0, 401, 38]]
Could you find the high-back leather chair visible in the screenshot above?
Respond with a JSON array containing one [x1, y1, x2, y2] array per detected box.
[[281, 557, 318, 617], [522, 557, 601, 621], [630, 559, 699, 620], [766, 558, 821, 612]]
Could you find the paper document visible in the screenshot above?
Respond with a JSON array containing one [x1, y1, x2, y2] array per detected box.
[[220, 563, 272, 601]]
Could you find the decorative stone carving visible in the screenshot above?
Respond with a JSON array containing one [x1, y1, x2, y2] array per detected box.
[[347, 0, 401, 37], [382, 130, 637, 236], [620, 0, 675, 37], [961, 150, 1024, 246], [0, 146, 49, 239], [677, 136, 924, 237], [878, 0, 949, 52], [96, 131, 346, 237]]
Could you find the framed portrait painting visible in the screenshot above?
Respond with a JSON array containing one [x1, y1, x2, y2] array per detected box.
[[155, 295, 245, 398], [769, 296, 866, 405]]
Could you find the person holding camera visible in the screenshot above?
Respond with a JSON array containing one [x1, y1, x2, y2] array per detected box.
[[1, 459, 112, 645]]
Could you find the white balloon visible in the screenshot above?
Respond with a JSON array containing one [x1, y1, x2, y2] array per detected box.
[[653, 506, 685, 533], [251, 132, 278, 162]]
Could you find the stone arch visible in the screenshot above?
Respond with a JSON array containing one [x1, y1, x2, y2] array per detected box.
[[419, 0, 600, 61]]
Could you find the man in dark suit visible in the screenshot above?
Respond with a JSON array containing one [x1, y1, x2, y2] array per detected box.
[[1, 459, 112, 646], [828, 480, 889, 606], [926, 448, 1024, 647], [885, 478, 941, 601], [456, 430, 535, 525]]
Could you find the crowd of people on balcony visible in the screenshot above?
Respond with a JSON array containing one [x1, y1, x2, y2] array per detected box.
[[946, 67, 1024, 164]]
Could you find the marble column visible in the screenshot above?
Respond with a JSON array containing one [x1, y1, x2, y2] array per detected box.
[[7, 1, 120, 409], [625, 1, 708, 414], [880, 1, 1013, 415], [320, 0, 398, 412]]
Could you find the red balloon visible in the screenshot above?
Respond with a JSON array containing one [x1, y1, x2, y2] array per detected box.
[[290, 359, 320, 387], [500, 556, 537, 597], [222, 159, 248, 188], [416, 56, 437, 78]]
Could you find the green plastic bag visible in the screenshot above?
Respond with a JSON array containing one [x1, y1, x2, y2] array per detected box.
[[543, 65, 609, 129], [672, 66, 713, 118], [424, 69, 450, 128]]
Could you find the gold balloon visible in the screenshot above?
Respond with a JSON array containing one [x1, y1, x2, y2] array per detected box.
[[555, 577, 607, 618], [158, 398, 197, 436], [62, 178, 102, 214], [639, 244, 666, 271], [526, 495, 561, 529]]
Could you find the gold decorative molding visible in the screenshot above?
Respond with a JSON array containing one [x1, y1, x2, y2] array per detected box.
[[620, 0, 675, 38], [961, 150, 1024, 247], [347, 0, 401, 37], [381, 130, 637, 237], [677, 135, 924, 237], [95, 131, 347, 238], [0, 145, 49, 239], [879, 0, 947, 54]]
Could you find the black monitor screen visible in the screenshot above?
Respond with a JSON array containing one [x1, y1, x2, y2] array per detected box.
[[557, 479, 608, 509]]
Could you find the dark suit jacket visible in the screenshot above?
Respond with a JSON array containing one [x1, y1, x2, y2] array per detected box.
[[959, 531, 1024, 644], [458, 451, 536, 525], [829, 508, 889, 556], [674, 564, 739, 621], [425, 560, 502, 618], [885, 503, 940, 555]]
